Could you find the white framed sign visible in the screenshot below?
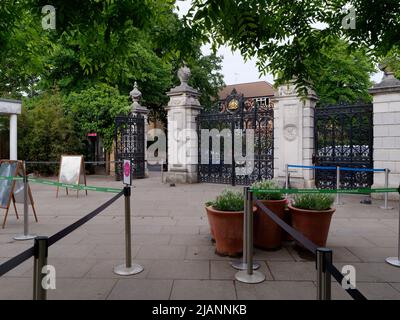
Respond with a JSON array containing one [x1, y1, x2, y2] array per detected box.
[[123, 160, 132, 185], [57, 155, 87, 198]]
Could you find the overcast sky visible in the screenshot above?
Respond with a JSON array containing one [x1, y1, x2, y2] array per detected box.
[[175, 1, 383, 86]]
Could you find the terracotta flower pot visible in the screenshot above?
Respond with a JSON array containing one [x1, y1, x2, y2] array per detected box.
[[206, 208, 216, 242], [205, 206, 244, 257], [288, 204, 335, 247], [254, 199, 287, 250]]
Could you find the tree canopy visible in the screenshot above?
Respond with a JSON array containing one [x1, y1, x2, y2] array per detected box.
[[188, 0, 400, 94], [0, 0, 225, 110]]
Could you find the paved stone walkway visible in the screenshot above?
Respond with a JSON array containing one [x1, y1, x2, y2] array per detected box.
[[0, 172, 399, 300]]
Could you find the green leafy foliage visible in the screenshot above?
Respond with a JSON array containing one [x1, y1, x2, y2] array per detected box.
[[382, 46, 400, 79], [309, 39, 375, 105], [64, 83, 130, 151], [0, 0, 225, 160], [189, 0, 399, 95], [292, 194, 334, 211], [251, 180, 284, 201], [18, 91, 83, 174], [207, 189, 244, 212]]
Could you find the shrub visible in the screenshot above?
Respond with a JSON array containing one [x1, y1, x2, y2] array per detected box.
[[64, 83, 130, 152], [252, 180, 284, 200], [292, 194, 334, 211], [18, 91, 84, 175], [207, 190, 244, 212]]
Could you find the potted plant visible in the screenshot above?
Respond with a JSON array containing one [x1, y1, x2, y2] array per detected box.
[[206, 190, 249, 257], [289, 194, 335, 247], [252, 180, 287, 250]]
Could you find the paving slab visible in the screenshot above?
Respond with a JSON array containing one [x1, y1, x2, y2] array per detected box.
[[210, 260, 273, 281], [147, 260, 210, 280], [170, 280, 236, 300], [136, 245, 186, 260], [108, 279, 173, 300], [48, 278, 117, 300], [267, 262, 316, 281], [85, 259, 151, 279], [236, 281, 316, 300]]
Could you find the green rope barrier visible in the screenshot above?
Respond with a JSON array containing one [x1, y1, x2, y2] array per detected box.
[[0, 176, 123, 194], [251, 187, 400, 195], [0, 176, 23, 181]]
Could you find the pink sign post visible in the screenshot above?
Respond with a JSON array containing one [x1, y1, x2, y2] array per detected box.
[[123, 160, 131, 185]]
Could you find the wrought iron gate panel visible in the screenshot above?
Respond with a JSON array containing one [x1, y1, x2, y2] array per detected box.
[[115, 114, 145, 180], [197, 90, 274, 185], [314, 103, 373, 189]]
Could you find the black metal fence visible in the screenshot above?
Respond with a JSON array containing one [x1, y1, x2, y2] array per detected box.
[[197, 90, 274, 186], [314, 103, 374, 189]]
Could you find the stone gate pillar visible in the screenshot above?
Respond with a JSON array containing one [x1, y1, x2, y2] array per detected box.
[[163, 66, 202, 184], [272, 83, 318, 188], [369, 71, 400, 200], [130, 82, 150, 177]]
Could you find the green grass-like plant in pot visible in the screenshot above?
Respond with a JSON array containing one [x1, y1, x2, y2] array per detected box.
[[252, 180, 287, 250], [205, 190, 249, 257], [289, 193, 335, 247]]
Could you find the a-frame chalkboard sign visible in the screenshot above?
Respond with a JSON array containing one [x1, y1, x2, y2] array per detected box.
[[0, 160, 38, 228]]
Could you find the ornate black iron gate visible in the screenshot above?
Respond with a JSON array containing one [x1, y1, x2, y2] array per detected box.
[[197, 90, 274, 185], [313, 103, 373, 189], [115, 114, 145, 180]]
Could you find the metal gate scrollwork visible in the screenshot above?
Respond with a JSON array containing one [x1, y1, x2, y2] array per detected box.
[[115, 113, 145, 180], [197, 89, 274, 185], [314, 103, 374, 189]]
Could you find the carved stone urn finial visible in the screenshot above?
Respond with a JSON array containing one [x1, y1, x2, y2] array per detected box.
[[178, 64, 191, 85], [130, 81, 142, 103]]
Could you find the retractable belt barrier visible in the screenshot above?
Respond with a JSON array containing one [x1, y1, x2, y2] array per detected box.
[[254, 198, 368, 300], [0, 176, 123, 194], [0, 190, 123, 277], [285, 164, 395, 209], [287, 164, 385, 173], [252, 187, 399, 195]]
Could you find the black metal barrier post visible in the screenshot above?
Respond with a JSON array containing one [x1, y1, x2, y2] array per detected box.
[[235, 188, 265, 284], [33, 236, 48, 300], [113, 186, 143, 276], [14, 161, 36, 241], [316, 248, 332, 300], [231, 187, 260, 271]]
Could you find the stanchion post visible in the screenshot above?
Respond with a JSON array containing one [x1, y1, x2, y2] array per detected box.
[[161, 160, 164, 183], [114, 186, 143, 275], [14, 161, 36, 241], [33, 236, 48, 300], [246, 189, 254, 276], [335, 166, 343, 205], [386, 190, 400, 267], [316, 248, 332, 300], [381, 168, 394, 210], [231, 187, 260, 271], [285, 164, 289, 190], [235, 189, 265, 284]]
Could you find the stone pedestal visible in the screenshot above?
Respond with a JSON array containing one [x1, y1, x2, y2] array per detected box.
[[163, 66, 202, 184], [272, 83, 318, 188], [370, 72, 400, 200]]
